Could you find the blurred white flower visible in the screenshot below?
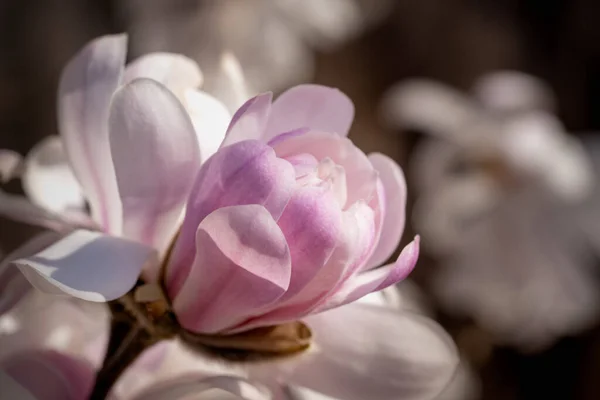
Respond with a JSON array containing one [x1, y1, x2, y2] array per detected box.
[[119, 0, 393, 93], [381, 71, 600, 351]]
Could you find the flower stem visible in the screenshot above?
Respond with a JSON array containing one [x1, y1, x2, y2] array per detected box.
[[88, 298, 158, 400]]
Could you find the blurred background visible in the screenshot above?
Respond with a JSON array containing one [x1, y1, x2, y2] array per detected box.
[[2, 1, 600, 398]]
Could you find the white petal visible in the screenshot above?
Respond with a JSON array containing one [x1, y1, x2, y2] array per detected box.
[[131, 375, 270, 400], [289, 303, 458, 400], [286, 385, 341, 400], [184, 89, 231, 162], [0, 149, 22, 183], [203, 52, 252, 114], [0, 191, 81, 233], [22, 136, 85, 214], [109, 79, 200, 257], [472, 70, 555, 114], [14, 230, 157, 302], [58, 34, 127, 233], [124, 52, 203, 98]]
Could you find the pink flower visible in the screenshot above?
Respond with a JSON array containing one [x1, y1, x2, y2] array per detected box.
[[164, 86, 419, 334], [3, 34, 457, 400]]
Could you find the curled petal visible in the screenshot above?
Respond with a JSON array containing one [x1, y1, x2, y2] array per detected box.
[[264, 84, 354, 141], [172, 205, 291, 333], [318, 237, 419, 312], [291, 303, 458, 400], [131, 375, 270, 400], [236, 201, 375, 331], [109, 78, 200, 260], [22, 136, 85, 214], [222, 93, 273, 147], [272, 131, 377, 208], [1, 350, 95, 400], [184, 89, 231, 162], [58, 34, 127, 233], [167, 140, 295, 291], [13, 229, 157, 302], [363, 153, 407, 269], [124, 52, 203, 97]]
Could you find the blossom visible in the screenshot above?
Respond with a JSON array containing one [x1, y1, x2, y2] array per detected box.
[[121, 0, 394, 93], [2, 34, 458, 399], [381, 71, 600, 350], [164, 85, 419, 334]]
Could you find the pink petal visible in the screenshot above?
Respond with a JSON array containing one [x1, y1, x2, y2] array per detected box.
[[109, 78, 200, 261], [268, 184, 342, 301], [221, 93, 272, 147], [183, 89, 231, 162], [167, 140, 295, 294], [0, 232, 60, 315], [22, 136, 85, 214], [123, 53, 203, 96], [363, 153, 407, 269], [272, 131, 377, 209], [317, 238, 419, 312], [13, 229, 157, 302], [1, 350, 95, 400], [290, 303, 458, 400], [264, 85, 354, 142], [0, 149, 22, 182], [172, 205, 291, 333], [235, 201, 375, 331], [58, 34, 127, 233], [131, 375, 269, 400]]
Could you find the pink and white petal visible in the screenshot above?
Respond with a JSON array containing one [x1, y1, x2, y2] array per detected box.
[[168, 140, 295, 287], [272, 131, 377, 208], [235, 201, 374, 331], [264, 85, 354, 141], [131, 375, 270, 400], [184, 89, 231, 162], [0, 372, 37, 400], [0, 149, 22, 182], [172, 205, 291, 334], [109, 79, 200, 258], [290, 303, 458, 400], [317, 238, 419, 312], [124, 53, 202, 97], [13, 229, 157, 302], [58, 34, 127, 233], [363, 153, 407, 269], [0, 232, 61, 315], [221, 93, 272, 147], [22, 136, 85, 214], [0, 191, 83, 233], [1, 350, 95, 400]]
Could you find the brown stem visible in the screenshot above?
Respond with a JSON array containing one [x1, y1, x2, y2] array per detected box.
[[88, 299, 157, 400]]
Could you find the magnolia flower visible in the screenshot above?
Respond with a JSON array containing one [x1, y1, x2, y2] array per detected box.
[[2, 34, 457, 399], [121, 0, 393, 93], [381, 71, 600, 350]]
